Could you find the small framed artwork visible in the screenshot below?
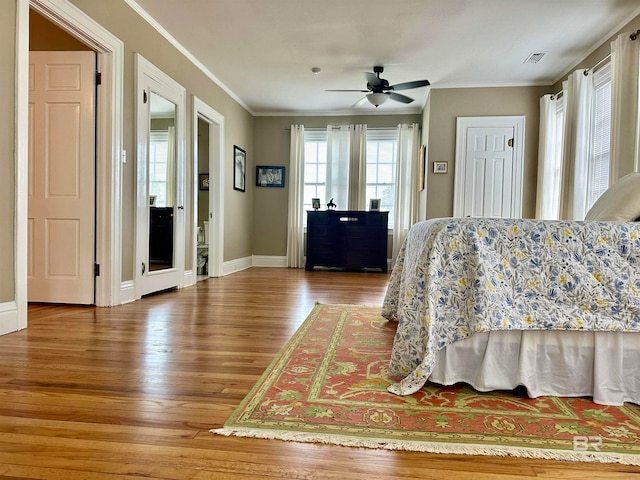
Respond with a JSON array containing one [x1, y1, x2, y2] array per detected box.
[[233, 145, 246, 192], [149, 195, 157, 206], [369, 198, 381, 211], [419, 145, 426, 191], [199, 173, 209, 191], [433, 161, 448, 174], [256, 165, 285, 187], [312, 198, 321, 210]]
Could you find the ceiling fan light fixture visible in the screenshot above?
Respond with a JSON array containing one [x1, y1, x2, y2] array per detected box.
[[367, 92, 388, 107]]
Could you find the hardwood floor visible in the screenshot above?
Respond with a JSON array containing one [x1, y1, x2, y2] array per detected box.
[[1, 268, 638, 479]]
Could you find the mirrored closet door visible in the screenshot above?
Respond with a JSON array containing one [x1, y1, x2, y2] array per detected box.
[[135, 54, 186, 297]]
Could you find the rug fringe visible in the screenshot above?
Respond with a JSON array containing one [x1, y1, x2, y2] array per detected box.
[[211, 427, 640, 466]]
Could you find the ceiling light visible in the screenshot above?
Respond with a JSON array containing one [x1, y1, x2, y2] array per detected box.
[[311, 67, 321, 74], [367, 92, 388, 107]]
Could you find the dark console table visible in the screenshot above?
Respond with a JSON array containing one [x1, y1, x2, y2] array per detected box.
[[305, 210, 388, 272]]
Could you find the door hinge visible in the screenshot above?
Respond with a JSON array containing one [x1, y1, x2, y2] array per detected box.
[[508, 138, 514, 147], [94, 263, 100, 277], [143, 90, 148, 104], [96, 71, 102, 85]]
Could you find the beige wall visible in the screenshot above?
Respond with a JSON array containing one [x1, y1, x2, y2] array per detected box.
[[64, 0, 255, 275], [0, 2, 16, 303], [252, 114, 422, 256], [425, 86, 549, 219]]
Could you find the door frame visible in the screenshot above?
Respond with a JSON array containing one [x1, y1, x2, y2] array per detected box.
[[14, 0, 124, 330], [192, 96, 225, 279], [453, 116, 525, 218]]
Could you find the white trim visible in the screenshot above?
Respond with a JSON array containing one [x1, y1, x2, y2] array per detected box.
[[0, 302, 20, 337], [123, 0, 252, 115], [15, 1, 29, 332], [453, 116, 525, 218], [223, 257, 253, 276], [252, 255, 287, 268], [26, 0, 125, 308], [192, 97, 225, 279], [119, 281, 135, 305]]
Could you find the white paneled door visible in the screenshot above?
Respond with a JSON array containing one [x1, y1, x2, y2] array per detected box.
[[454, 117, 525, 218], [28, 51, 96, 304]]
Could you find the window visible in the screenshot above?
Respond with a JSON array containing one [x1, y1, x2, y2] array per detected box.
[[302, 127, 398, 228], [303, 129, 327, 217], [149, 130, 169, 207], [366, 129, 397, 226], [587, 63, 612, 210]]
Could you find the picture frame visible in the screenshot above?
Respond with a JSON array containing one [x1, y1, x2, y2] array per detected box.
[[149, 195, 157, 206], [433, 161, 448, 174], [419, 145, 426, 191], [199, 173, 209, 191], [312, 198, 321, 210], [233, 145, 246, 192], [256, 165, 285, 188], [369, 198, 381, 211]]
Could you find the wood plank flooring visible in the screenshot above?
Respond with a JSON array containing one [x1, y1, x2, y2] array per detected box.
[[0, 268, 638, 479]]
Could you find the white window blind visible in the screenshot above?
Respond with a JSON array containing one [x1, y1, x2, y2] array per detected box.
[[587, 63, 612, 210]]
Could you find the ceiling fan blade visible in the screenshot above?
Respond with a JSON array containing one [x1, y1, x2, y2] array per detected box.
[[365, 72, 384, 90], [352, 96, 369, 108], [390, 79, 430, 91], [389, 92, 414, 104], [326, 89, 369, 92]]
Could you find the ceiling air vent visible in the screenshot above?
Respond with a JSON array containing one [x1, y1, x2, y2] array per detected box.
[[524, 52, 547, 64]]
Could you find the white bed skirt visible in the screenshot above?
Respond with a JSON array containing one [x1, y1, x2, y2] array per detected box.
[[430, 331, 640, 406]]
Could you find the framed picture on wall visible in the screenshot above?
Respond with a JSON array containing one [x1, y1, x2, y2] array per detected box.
[[199, 173, 209, 191], [433, 161, 448, 174], [256, 166, 285, 187], [233, 145, 246, 192]]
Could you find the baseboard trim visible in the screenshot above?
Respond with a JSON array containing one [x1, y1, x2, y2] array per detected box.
[[119, 281, 135, 304], [0, 301, 20, 336], [223, 256, 253, 276], [252, 255, 287, 268]]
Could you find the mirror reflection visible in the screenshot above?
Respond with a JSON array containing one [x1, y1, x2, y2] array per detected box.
[[148, 92, 177, 272]]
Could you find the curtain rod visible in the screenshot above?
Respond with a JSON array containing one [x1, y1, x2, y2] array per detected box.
[[631, 29, 640, 41]]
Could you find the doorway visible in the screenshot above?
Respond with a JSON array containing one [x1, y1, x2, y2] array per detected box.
[[192, 97, 225, 279], [453, 116, 525, 218]]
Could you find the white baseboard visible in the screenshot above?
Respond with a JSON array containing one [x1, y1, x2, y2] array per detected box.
[[0, 301, 21, 336], [222, 256, 253, 275], [119, 280, 136, 304], [252, 255, 287, 268]]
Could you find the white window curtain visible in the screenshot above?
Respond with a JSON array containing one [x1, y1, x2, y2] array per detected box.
[[610, 31, 640, 181], [348, 124, 367, 210], [325, 125, 351, 211], [286, 124, 305, 267], [393, 123, 420, 262], [536, 94, 561, 219], [559, 69, 594, 220]]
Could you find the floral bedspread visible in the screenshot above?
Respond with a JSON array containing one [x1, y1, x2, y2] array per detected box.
[[382, 217, 640, 395]]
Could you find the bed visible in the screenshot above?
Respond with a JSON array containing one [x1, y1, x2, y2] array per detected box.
[[382, 174, 640, 406]]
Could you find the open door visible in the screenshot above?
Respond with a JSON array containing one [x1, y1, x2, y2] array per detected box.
[[135, 54, 186, 297], [28, 51, 96, 304]]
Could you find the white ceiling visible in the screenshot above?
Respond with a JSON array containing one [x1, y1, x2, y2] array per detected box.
[[129, 0, 640, 116]]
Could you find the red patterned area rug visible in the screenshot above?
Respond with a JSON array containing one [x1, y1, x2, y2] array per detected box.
[[213, 303, 640, 465]]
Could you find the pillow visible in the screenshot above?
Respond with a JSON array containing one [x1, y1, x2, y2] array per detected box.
[[584, 172, 640, 221]]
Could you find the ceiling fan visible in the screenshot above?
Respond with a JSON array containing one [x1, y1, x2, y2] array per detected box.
[[327, 66, 430, 107]]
